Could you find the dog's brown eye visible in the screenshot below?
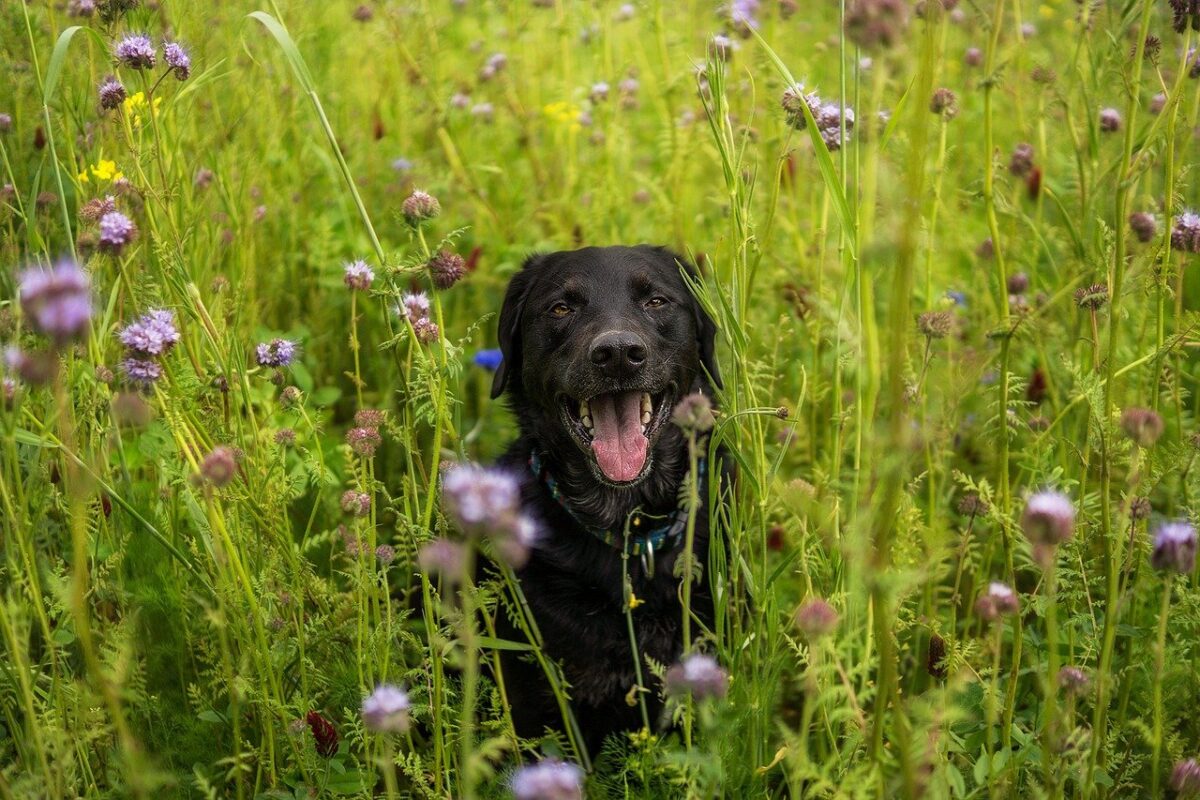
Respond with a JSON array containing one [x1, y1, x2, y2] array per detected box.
[[645, 296, 668, 309], [550, 302, 572, 318]]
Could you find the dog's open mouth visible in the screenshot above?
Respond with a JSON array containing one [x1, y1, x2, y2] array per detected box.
[[560, 387, 674, 483]]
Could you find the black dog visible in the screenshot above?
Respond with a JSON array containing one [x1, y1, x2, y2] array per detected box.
[[489, 245, 722, 755]]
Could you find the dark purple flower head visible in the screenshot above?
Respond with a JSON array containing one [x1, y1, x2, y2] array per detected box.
[[1172, 211, 1200, 253], [964, 46, 982, 66], [120, 356, 162, 386], [1010, 143, 1035, 177], [354, 408, 386, 428], [1172, 759, 1200, 795], [98, 76, 126, 110], [1098, 107, 1121, 133], [114, 34, 156, 70], [0, 113, 10, 133], [162, 41, 191, 80], [794, 597, 839, 639], [511, 759, 584, 800], [975, 582, 1019, 622], [845, 0, 909, 50], [442, 464, 521, 533], [1021, 490, 1075, 551], [781, 84, 823, 131], [1151, 521, 1197, 574], [1129, 212, 1157, 243], [418, 538, 468, 581], [5, 345, 56, 385], [343, 259, 374, 291], [119, 308, 179, 356], [429, 250, 466, 290], [672, 392, 716, 433], [98, 211, 137, 254], [361, 684, 410, 733], [19, 258, 93, 344], [255, 338, 299, 368], [2, 376, 16, 406], [664, 653, 729, 699], [1074, 283, 1109, 310], [305, 711, 338, 758], [727, 0, 760, 33], [929, 87, 958, 118], [80, 196, 118, 222], [346, 426, 382, 457], [1120, 406, 1164, 447], [1057, 666, 1090, 696]]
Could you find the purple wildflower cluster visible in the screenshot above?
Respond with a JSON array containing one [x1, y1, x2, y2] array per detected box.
[[401, 292, 439, 344], [1172, 211, 1200, 253], [98, 76, 126, 110], [510, 759, 584, 800], [256, 338, 299, 369], [361, 684, 410, 733], [98, 211, 137, 255], [664, 652, 730, 699], [343, 259, 374, 291], [781, 85, 855, 151], [725, 0, 760, 34], [441, 463, 537, 567], [19, 259, 93, 344], [975, 582, 1019, 622], [1152, 521, 1197, 574], [113, 34, 190, 80], [118, 308, 180, 387]]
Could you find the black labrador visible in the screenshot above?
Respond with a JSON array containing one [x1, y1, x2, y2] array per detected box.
[[489, 244, 722, 755]]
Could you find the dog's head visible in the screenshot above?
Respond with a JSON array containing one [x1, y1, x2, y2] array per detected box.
[[492, 245, 720, 488]]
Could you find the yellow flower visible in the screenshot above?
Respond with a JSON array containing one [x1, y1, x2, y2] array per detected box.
[[122, 92, 163, 127], [627, 592, 644, 610], [91, 159, 120, 181], [542, 101, 582, 132], [77, 170, 89, 183]]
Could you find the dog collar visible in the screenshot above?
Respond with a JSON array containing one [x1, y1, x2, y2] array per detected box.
[[527, 450, 705, 566]]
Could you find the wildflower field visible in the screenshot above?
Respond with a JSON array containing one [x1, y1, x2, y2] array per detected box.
[[4, 0, 1200, 796]]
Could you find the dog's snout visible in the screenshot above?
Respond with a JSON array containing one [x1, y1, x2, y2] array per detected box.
[[589, 331, 647, 378]]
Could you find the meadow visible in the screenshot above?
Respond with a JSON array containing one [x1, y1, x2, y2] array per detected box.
[[2, 0, 1200, 797]]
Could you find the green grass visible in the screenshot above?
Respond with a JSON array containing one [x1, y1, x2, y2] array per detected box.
[[2, 0, 1200, 797]]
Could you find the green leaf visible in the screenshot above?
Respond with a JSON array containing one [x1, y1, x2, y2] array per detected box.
[[324, 770, 371, 794], [310, 386, 341, 407], [198, 710, 224, 724], [474, 635, 534, 652]]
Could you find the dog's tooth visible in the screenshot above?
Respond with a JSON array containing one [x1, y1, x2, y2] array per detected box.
[[582, 414, 593, 429], [640, 410, 651, 425], [641, 392, 651, 413], [580, 399, 590, 419]]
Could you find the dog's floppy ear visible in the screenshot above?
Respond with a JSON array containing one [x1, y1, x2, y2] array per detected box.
[[490, 254, 542, 399], [657, 247, 723, 391]]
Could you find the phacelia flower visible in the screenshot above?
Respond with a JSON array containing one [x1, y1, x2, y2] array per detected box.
[[1172, 211, 1200, 253], [198, 446, 237, 487], [511, 759, 584, 800], [401, 189, 440, 226], [98, 211, 136, 254], [964, 46, 983, 67], [114, 34, 156, 70], [343, 259, 374, 291], [19, 258, 93, 344], [975, 582, 1019, 622], [957, 492, 988, 516], [672, 392, 716, 433], [354, 408, 386, 428], [442, 464, 521, 533], [1009, 143, 1034, 177], [1074, 283, 1109, 310], [917, 310, 953, 339], [794, 597, 839, 639], [589, 81, 610, 103], [98, 76, 126, 110], [781, 85, 823, 131], [305, 711, 339, 758], [255, 338, 299, 368], [119, 308, 180, 356], [664, 653, 729, 699], [1129, 212, 1157, 243], [361, 684, 410, 733], [1057, 666, 1090, 696], [1007, 272, 1029, 295], [1151, 92, 1168, 114], [1098, 107, 1121, 133], [5, 346, 56, 386], [1021, 491, 1075, 566], [929, 87, 958, 118], [727, 0, 761, 33], [1172, 759, 1200, 795], [470, 102, 495, 121], [341, 490, 371, 517], [418, 538, 468, 581], [1120, 407, 1164, 447], [275, 428, 296, 446], [1151, 521, 1197, 574], [375, 544, 395, 564], [0, 113, 10, 133], [120, 356, 162, 386], [162, 41, 191, 80], [346, 426, 382, 457], [429, 250, 466, 290], [79, 195, 118, 222]]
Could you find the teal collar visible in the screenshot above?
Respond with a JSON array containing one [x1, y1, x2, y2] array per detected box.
[[527, 450, 705, 564]]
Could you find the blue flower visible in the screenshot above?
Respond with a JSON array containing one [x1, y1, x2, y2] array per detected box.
[[473, 348, 503, 371]]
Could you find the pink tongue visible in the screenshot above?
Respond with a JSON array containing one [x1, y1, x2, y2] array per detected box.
[[590, 392, 648, 482]]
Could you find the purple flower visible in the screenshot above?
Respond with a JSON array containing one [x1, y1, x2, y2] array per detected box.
[[391, 157, 414, 172], [98, 76, 126, 110], [1057, 666, 1090, 695], [255, 338, 299, 368], [975, 582, 1019, 621], [341, 490, 371, 517], [402, 292, 431, 323], [443, 465, 520, 530], [429, 250, 466, 290], [664, 653, 729, 699], [470, 102, 495, 120], [98, 211, 137, 254], [163, 41, 191, 81], [1021, 491, 1075, 546], [361, 684, 410, 733], [1099, 107, 1121, 133], [343, 259, 374, 291], [1151, 521, 1197, 574], [418, 538, 468, 581], [120, 356, 163, 386], [794, 598, 839, 639], [114, 34, 156, 70], [19, 258, 93, 344], [198, 446, 237, 487], [119, 308, 179, 356], [346, 426, 382, 457], [375, 544, 395, 564], [1172, 759, 1200, 795], [1172, 211, 1200, 253], [727, 0, 761, 32], [401, 189, 440, 226], [511, 759, 584, 800]]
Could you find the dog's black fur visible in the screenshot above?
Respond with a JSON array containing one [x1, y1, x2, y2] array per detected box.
[[490, 245, 722, 755]]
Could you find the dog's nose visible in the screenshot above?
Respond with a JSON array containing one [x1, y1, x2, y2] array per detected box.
[[589, 332, 647, 379]]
